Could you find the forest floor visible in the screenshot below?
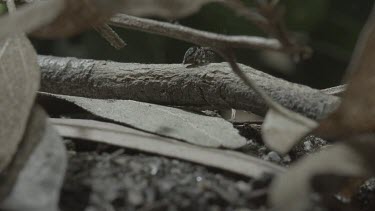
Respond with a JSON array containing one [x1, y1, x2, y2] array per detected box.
[[58, 122, 375, 211]]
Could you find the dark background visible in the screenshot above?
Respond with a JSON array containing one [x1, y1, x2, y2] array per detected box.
[[32, 0, 374, 89]]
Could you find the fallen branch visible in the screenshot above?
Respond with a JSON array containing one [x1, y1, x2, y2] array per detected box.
[[39, 55, 339, 119]]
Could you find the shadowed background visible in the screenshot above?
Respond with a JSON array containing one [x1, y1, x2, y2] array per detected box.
[[31, 0, 374, 89]]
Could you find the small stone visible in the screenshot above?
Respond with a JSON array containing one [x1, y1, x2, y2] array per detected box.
[[264, 151, 281, 163], [282, 155, 292, 163], [303, 141, 313, 151]]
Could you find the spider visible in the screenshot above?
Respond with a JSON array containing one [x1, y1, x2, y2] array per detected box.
[[182, 46, 217, 68]]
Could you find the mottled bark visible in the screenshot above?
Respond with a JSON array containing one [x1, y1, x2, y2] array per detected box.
[[38, 55, 339, 119]]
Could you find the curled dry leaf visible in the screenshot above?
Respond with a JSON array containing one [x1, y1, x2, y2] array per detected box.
[[314, 5, 375, 139], [39, 93, 247, 148], [262, 109, 318, 154], [51, 118, 285, 178], [0, 34, 40, 173], [121, 0, 219, 19], [269, 143, 369, 211]]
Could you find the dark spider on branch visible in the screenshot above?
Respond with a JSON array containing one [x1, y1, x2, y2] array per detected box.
[[182, 46, 218, 68]]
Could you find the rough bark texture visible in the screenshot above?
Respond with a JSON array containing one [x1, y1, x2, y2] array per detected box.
[[38, 55, 339, 119]]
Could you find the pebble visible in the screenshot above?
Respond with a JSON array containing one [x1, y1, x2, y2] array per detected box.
[[264, 151, 281, 163]]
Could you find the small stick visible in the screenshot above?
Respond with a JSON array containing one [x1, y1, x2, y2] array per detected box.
[[94, 23, 126, 50]]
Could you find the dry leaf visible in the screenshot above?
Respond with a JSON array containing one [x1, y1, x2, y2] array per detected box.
[[121, 0, 219, 19], [0, 33, 40, 172], [314, 5, 375, 139], [39, 92, 247, 148], [51, 118, 285, 178], [269, 143, 368, 211], [262, 109, 318, 154]]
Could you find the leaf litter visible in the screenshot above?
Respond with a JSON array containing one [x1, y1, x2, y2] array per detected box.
[[39, 92, 247, 149], [51, 118, 285, 178]]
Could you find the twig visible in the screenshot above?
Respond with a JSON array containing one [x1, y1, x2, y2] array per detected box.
[[223, 0, 310, 57], [38, 55, 339, 120], [93, 23, 126, 49], [109, 13, 282, 51], [217, 48, 317, 127]]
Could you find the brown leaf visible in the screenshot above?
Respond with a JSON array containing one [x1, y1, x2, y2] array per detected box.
[[314, 5, 375, 139], [51, 118, 285, 178]]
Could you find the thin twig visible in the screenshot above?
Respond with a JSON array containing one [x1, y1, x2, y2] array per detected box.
[[222, 0, 311, 57], [93, 23, 126, 50], [109, 13, 282, 51]]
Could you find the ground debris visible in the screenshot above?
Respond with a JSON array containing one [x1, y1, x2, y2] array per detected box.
[[60, 148, 272, 211]]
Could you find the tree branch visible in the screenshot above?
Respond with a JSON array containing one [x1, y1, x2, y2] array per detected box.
[[38, 55, 339, 120], [109, 13, 283, 51]]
